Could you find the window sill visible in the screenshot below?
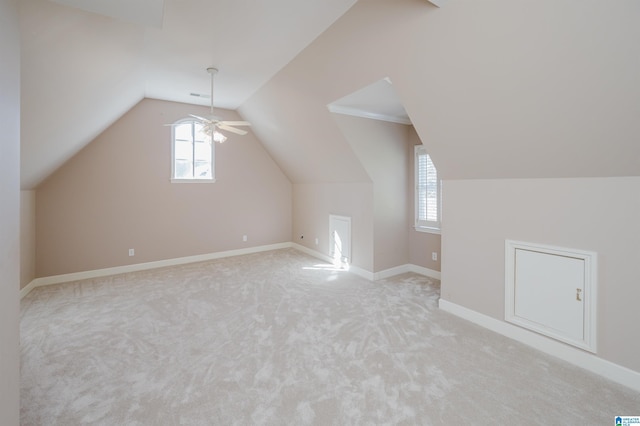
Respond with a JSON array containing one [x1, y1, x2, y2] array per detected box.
[[170, 178, 217, 183], [414, 226, 441, 235]]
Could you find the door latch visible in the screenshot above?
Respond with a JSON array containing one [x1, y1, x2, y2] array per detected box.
[[576, 288, 582, 302]]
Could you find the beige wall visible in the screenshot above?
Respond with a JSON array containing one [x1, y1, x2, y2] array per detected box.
[[36, 98, 292, 277], [294, 114, 442, 274], [21, 190, 36, 289], [293, 183, 374, 272], [332, 114, 410, 272], [0, 0, 21, 423], [409, 231, 441, 272], [442, 177, 640, 374]]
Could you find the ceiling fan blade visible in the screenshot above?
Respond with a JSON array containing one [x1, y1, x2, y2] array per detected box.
[[219, 121, 251, 127], [186, 69, 249, 137], [217, 124, 248, 135]]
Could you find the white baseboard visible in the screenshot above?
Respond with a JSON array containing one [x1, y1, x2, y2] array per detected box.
[[290, 243, 373, 279], [291, 243, 335, 264], [21, 242, 292, 299], [291, 243, 441, 282], [374, 264, 441, 281], [22, 242, 442, 299], [408, 264, 441, 280], [349, 265, 374, 281], [438, 298, 640, 393], [374, 264, 411, 280], [20, 280, 39, 299]]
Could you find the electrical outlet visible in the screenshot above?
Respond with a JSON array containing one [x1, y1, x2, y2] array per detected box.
[[129, 248, 135, 257], [243, 235, 248, 242], [315, 238, 319, 245], [432, 252, 438, 261]]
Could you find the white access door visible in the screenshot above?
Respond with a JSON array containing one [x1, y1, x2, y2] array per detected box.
[[514, 249, 584, 342], [329, 215, 351, 266], [505, 240, 597, 353]]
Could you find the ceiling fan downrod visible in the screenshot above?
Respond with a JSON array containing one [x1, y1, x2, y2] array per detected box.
[[207, 67, 218, 115]]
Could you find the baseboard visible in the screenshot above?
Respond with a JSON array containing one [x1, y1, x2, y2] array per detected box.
[[20, 280, 38, 299], [21, 242, 292, 299], [348, 265, 374, 281], [374, 264, 411, 280], [438, 298, 640, 392], [290, 243, 370, 279], [374, 264, 441, 281], [408, 264, 441, 280], [291, 244, 441, 282], [291, 243, 335, 264], [22, 242, 442, 299]]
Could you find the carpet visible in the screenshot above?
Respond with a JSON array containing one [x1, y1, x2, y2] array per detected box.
[[20, 248, 639, 425]]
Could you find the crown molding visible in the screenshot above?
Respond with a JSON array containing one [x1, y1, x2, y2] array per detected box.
[[328, 104, 411, 125], [428, 0, 447, 7]]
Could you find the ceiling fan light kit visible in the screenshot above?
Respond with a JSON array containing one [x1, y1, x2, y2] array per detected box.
[[187, 66, 251, 143]]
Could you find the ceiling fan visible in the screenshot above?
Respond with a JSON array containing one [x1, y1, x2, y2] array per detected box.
[[188, 67, 251, 142]]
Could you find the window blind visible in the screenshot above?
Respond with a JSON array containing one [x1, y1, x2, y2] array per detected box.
[[415, 145, 440, 229]]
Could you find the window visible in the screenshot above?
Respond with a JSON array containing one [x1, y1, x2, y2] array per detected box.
[[415, 145, 440, 232], [171, 119, 214, 182]]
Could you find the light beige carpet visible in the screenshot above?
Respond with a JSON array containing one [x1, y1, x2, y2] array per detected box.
[[21, 248, 638, 425]]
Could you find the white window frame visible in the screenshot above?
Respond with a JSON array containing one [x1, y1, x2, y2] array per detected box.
[[414, 145, 441, 233], [171, 118, 215, 183]]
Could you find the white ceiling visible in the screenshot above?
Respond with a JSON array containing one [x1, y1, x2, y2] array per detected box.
[[50, 0, 166, 28], [20, 0, 357, 188]]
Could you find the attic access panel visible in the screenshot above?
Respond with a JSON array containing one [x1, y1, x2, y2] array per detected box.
[[505, 240, 597, 353]]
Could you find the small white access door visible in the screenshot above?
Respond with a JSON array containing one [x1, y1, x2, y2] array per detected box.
[[329, 215, 351, 266], [505, 240, 597, 353], [515, 249, 584, 341]]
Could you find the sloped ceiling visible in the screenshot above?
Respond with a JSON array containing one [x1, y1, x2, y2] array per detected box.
[[19, 0, 357, 188], [49, 0, 166, 28], [21, 0, 640, 189], [241, 0, 640, 183]]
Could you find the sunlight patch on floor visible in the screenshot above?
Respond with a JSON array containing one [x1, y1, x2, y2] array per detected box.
[[302, 263, 348, 272]]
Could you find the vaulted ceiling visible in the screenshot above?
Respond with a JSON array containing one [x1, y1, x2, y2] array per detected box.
[[20, 0, 640, 189], [240, 0, 640, 183], [19, 0, 357, 188]]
